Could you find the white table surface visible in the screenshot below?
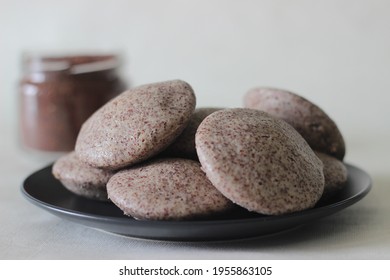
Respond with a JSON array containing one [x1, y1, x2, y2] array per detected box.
[[1, 119, 389, 260]]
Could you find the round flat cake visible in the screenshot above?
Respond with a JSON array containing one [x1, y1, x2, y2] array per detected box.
[[196, 108, 325, 215], [107, 158, 233, 220], [52, 151, 114, 201], [244, 87, 346, 160], [75, 80, 196, 170]]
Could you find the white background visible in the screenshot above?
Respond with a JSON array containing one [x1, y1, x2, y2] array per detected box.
[[1, 0, 389, 143], [0, 0, 389, 261]]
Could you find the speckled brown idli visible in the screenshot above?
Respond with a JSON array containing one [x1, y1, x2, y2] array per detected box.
[[75, 80, 196, 170], [52, 151, 114, 201], [163, 107, 222, 159], [244, 87, 346, 160], [107, 158, 233, 220], [316, 152, 348, 201], [195, 108, 325, 215]]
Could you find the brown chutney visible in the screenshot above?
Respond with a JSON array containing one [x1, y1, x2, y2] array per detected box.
[[19, 54, 126, 152]]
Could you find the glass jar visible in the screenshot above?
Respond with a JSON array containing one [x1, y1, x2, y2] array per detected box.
[[19, 54, 127, 153]]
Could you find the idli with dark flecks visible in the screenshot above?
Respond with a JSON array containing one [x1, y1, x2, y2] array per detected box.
[[107, 158, 233, 220], [75, 80, 196, 170], [195, 108, 325, 215], [244, 87, 346, 160], [316, 152, 348, 201], [163, 107, 222, 159], [52, 151, 114, 201]]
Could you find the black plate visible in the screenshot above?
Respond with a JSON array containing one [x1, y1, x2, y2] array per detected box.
[[21, 163, 371, 241]]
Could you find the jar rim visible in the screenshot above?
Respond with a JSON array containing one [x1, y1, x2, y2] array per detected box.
[[23, 54, 120, 74]]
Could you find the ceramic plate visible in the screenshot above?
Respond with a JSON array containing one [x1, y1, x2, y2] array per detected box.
[[21, 163, 371, 241]]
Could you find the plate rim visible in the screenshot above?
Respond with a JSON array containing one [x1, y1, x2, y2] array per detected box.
[[21, 163, 372, 227]]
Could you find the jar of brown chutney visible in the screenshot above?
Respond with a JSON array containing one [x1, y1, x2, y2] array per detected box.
[[19, 54, 126, 153]]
